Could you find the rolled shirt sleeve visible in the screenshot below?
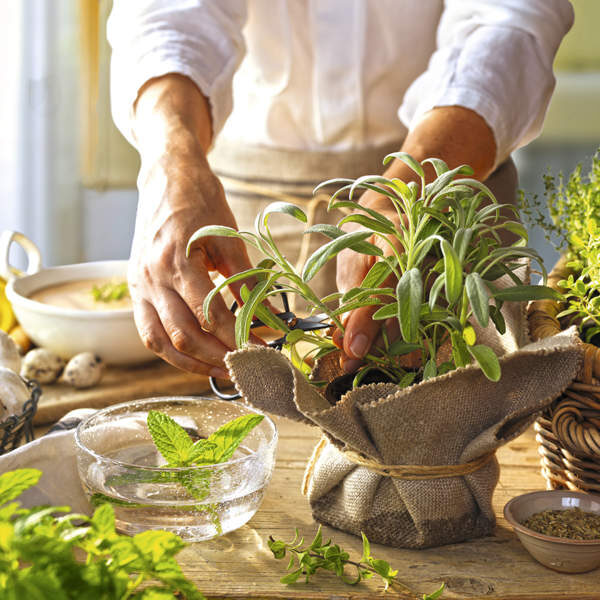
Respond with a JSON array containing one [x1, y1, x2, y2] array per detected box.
[[399, 0, 574, 165], [107, 0, 247, 147]]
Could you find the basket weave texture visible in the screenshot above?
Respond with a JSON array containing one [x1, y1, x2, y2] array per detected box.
[[0, 379, 40, 455], [528, 256, 600, 492]]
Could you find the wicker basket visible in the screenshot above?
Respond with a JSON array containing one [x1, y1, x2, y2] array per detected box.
[[0, 379, 41, 454], [528, 256, 600, 491]]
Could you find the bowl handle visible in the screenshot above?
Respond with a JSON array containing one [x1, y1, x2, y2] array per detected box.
[[0, 231, 43, 282]]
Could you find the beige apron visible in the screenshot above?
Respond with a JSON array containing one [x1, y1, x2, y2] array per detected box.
[[208, 139, 518, 305]]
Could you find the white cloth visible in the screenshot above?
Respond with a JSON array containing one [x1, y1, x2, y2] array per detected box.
[[108, 0, 573, 166]]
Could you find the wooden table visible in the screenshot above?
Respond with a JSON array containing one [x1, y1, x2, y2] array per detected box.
[[175, 419, 599, 600], [32, 360, 228, 425]]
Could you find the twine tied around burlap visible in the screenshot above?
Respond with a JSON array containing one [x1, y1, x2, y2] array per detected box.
[[225, 284, 583, 548]]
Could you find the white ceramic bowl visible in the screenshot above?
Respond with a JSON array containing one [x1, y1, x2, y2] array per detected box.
[[1, 231, 155, 365]]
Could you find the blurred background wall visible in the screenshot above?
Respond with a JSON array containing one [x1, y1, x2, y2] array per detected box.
[[0, 0, 598, 270]]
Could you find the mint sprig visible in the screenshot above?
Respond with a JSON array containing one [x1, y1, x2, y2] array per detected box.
[[268, 525, 445, 598], [0, 468, 205, 599], [97, 410, 265, 537], [146, 410, 264, 467]]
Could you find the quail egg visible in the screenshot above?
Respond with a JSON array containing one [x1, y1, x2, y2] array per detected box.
[[21, 348, 65, 384], [63, 352, 104, 389]]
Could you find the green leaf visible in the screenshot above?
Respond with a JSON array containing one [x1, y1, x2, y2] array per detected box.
[[235, 279, 272, 348], [424, 583, 446, 600], [396, 268, 422, 343], [424, 165, 474, 200], [360, 532, 371, 562], [502, 220, 529, 242], [285, 329, 305, 344], [468, 345, 501, 381], [0, 469, 41, 506], [441, 239, 463, 304], [465, 272, 490, 328], [387, 340, 421, 356], [428, 275, 445, 312], [450, 331, 471, 368], [493, 285, 562, 302], [421, 157, 449, 176], [372, 302, 398, 320], [383, 151, 425, 180], [302, 231, 372, 281], [453, 227, 474, 262], [268, 538, 287, 559], [361, 261, 393, 289], [462, 325, 476, 346], [423, 359, 437, 380], [338, 214, 395, 235], [262, 202, 307, 226], [304, 223, 344, 239], [91, 504, 115, 537], [147, 410, 194, 466], [186, 225, 244, 256], [490, 304, 506, 335], [202, 267, 274, 326], [192, 413, 265, 464], [280, 569, 303, 584]]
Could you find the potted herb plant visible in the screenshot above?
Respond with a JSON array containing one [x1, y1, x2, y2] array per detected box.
[[524, 150, 600, 492], [187, 153, 582, 549]]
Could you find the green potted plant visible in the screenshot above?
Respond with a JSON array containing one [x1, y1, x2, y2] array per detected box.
[[189, 152, 558, 388], [186, 153, 581, 550], [523, 150, 600, 492]]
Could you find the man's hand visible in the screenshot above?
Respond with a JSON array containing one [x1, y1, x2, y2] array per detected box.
[[130, 74, 259, 375], [335, 106, 497, 372]]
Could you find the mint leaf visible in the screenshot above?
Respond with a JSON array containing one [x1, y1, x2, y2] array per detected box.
[[147, 410, 194, 466], [187, 439, 219, 465], [0, 468, 41, 505], [193, 413, 265, 464], [91, 503, 116, 537]]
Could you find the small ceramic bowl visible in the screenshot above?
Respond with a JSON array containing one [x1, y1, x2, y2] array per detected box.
[[504, 490, 600, 573], [0, 230, 155, 365], [75, 397, 278, 541]]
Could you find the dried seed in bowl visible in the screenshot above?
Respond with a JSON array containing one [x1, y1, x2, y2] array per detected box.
[[521, 507, 600, 540]]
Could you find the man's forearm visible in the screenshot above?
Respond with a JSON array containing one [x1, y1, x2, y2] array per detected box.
[[133, 73, 213, 161], [384, 106, 497, 183]]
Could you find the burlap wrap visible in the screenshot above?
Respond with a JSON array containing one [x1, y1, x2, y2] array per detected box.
[[226, 313, 582, 548]]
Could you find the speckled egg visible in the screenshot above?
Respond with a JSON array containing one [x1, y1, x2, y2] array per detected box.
[[20, 348, 65, 384], [0, 366, 29, 421], [0, 330, 21, 373], [63, 353, 104, 389]]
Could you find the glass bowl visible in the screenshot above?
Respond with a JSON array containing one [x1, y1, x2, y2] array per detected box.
[[75, 396, 277, 541]]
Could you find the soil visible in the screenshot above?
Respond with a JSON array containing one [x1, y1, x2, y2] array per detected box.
[[324, 368, 414, 404]]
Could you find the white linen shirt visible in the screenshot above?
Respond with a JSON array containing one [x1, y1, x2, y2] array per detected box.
[[108, 0, 573, 166]]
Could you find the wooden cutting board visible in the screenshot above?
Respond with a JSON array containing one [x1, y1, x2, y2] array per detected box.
[[33, 359, 231, 425]]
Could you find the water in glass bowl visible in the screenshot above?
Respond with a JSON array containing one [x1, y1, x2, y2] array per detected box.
[[81, 441, 270, 541]]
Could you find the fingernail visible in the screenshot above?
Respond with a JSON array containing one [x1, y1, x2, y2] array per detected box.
[[210, 367, 229, 380], [343, 359, 363, 374], [349, 333, 369, 358]]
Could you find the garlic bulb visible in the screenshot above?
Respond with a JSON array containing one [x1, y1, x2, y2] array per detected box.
[[0, 366, 29, 421], [0, 330, 21, 373]]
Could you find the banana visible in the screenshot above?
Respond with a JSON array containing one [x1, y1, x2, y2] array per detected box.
[[0, 278, 16, 332]]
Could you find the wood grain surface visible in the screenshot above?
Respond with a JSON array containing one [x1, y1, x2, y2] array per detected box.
[[177, 419, 599, 600], [33, 360, 230, 425]]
